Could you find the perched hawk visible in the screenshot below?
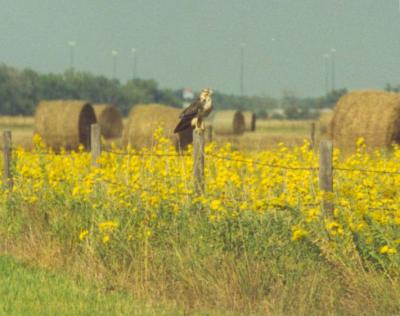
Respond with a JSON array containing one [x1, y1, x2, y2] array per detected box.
[[174, 88, 213, 134]]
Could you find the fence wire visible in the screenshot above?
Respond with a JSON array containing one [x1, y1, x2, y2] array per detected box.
[[333, 166, 400, 175], [11, 148, 400, 176], [102, 149, 190, 158], [205, 152, 318, 171]]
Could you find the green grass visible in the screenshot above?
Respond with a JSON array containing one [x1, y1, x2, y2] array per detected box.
[[0, 255, 182, 316]]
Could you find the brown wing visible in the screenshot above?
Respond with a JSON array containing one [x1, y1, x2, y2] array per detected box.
[[179, 98, 203, 119], [174, 98, 203, 133]]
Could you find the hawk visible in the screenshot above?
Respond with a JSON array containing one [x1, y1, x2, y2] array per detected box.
[[174, 88, 213, 134]]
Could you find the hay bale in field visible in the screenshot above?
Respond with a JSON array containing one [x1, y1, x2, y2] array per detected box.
[[122, 104, 192, 150], [213, 110, 245, 135], [93, 104, 123, 139], [318, 110, 334, 137], [34, 100, 96, 150], [331, 91, 400, 149], [243, 111, 256, 132]]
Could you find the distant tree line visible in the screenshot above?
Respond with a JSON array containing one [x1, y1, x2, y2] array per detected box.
[[0, 64, 347, 118], [280, 89, 348, 120], [384, 83, 400, 93], [0, 65, 180, 116]]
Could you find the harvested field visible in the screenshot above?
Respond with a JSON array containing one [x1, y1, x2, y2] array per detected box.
[[257, 119, 314, 134], [214, 131, 311, 151], [0, 116, 318, 151]]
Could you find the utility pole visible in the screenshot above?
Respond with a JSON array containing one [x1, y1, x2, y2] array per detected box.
[[240, 43, 245, 96], [331, 48, 336, 93], [68, 41, 76, 71], [323, 54, 330, 95], [111, 50, 118, 79], [131, 48, 137, 79]]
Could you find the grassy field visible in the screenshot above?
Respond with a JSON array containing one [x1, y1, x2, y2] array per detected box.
[[1, 131, 400, 314], [0, 255, 183, 316], [5, 115, 400, 314]]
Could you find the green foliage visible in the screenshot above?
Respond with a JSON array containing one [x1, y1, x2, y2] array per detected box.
[[0, 65, 181, 116], [385, 83, 400, 93], [279, 89, 347, 119]]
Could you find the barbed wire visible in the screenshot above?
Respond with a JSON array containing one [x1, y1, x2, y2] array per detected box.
[[205, 152, 318, 171], [333, 166, 400, 175], [206, 151, 400, 175], [102, 149, 190, 158], [7, 144, 400, 178], [14, 151, 400, 175]]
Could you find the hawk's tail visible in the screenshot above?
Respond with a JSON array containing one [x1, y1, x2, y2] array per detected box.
[[174, 118, 192, 133]]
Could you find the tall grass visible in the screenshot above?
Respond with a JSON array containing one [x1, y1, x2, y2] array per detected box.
[[2, 200, 400, 315]]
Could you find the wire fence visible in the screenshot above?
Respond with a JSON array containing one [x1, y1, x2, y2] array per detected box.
[[205, 152, 318, 171], [16, 148, 400, 175], [3, 127, 400, 217]]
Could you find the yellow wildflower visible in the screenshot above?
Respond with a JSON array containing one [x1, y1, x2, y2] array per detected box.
[[99, 221, 118, 232], [102, 235, 110, 244], [79, 230, 89, 241], [379, 245, 396, 255], [325, 221, 344, 236], [210, 199, 222, 211], [291, 226, 308, 241]]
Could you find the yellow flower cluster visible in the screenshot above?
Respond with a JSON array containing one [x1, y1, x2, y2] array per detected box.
[[4, 133, 400, 266]]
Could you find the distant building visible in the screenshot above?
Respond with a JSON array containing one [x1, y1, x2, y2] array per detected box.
[[182, 87, 194, 109], [269, 108, 285, 117], [182, 87, 194, 101]]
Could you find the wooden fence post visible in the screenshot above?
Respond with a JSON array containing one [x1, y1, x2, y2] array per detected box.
[[91, 123, 101, 166], [205, 125, 213, 143], [310, 122, 316, 150], [193, 130, 205, 195], [319, 140, 333, 217], [3, 131, 12, 191]]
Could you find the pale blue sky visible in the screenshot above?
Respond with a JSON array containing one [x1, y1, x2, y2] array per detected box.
[[0, 0, 399, 97]]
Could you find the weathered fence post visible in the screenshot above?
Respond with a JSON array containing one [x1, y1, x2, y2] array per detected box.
[[3, 130, 12, 191], [319, 140, 333, 217], [193, 130, 205, 195], [310, 122, 316, 150], [91, 123, 101, 167], [205, 125, 213, 143]]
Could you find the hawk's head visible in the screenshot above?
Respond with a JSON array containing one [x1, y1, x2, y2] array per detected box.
[[200, 88, 213, 100]]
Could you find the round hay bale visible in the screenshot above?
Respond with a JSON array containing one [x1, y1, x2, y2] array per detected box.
[[242, 111, 256, 132], [122, 104, 192, 150], [331, 91, 400, 149], [318, 110, 334, 137], [213, 110, 245, 135], [34, 100, 96, 151], [93, 104, 123, 139]]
